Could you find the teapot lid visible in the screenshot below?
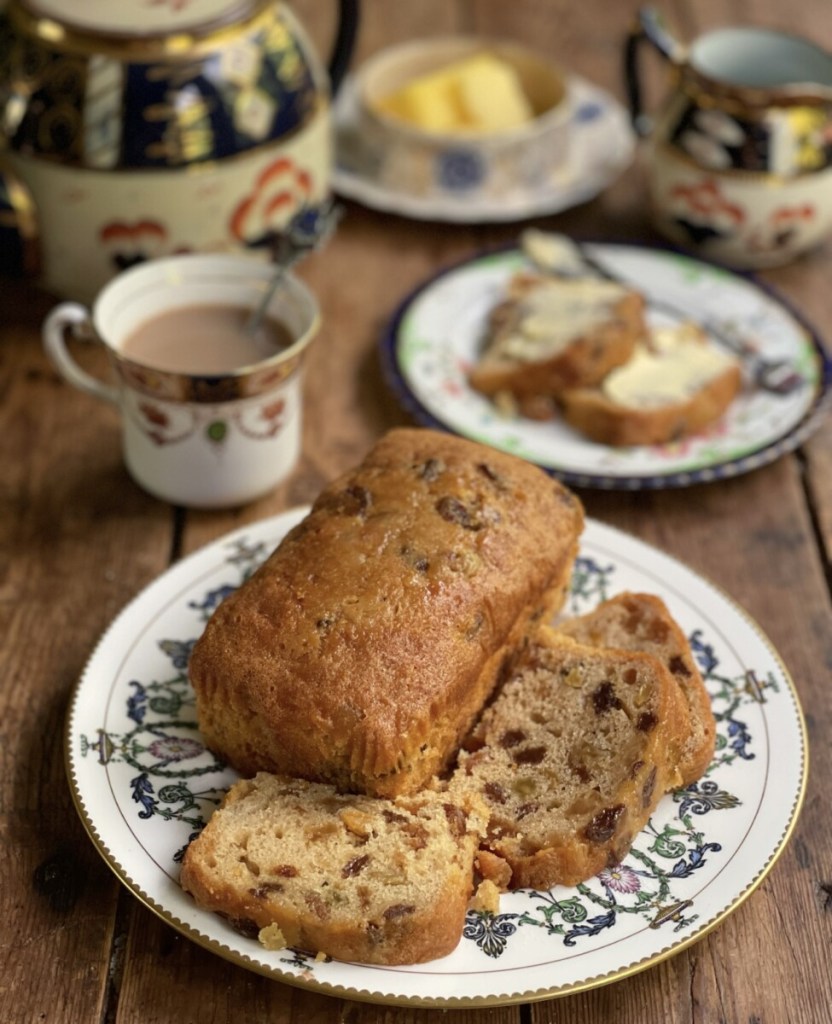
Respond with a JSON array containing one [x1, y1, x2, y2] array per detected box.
[[18, 0, 270, 38]]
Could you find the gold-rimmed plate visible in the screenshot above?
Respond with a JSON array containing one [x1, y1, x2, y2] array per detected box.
[[65, 508, 806, 1007]]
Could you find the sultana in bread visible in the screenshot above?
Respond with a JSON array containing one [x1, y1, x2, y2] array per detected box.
[[180, 773, 488, 965], [556, 592, 715, 784], [468, 272, 647, 417], [188, 427, 584, 798], [450, 629, 689, 891]]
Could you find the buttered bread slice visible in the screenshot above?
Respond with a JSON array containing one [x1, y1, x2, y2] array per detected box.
[[468, 272, 646, 414], [559, 321, 742, 446]]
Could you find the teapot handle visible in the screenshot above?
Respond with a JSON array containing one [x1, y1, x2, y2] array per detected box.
[[624, 6, 686, 136], [327, 0, 360, 95]]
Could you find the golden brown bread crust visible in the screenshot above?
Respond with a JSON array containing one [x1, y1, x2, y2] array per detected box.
[[558, 360, 742, 446], [189, 427, 584, 797], [468, 273, 646, 399], [180, 773, 488, 965], [557, 592, 716, 784], [451, 630, 689, 891]]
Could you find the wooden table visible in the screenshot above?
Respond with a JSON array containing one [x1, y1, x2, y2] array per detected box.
[[3, 1, 832, 1020]]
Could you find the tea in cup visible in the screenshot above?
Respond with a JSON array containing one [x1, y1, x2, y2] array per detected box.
[[42, 254, 319, 508]]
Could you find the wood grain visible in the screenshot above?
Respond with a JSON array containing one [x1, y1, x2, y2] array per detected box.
[[2, 0, 831, 1021]]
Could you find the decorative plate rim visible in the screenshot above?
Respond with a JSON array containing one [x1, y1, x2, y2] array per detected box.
[[332, 73, 635, 224], [64, 510, 808, 1008], [379, 241, 832, 490]]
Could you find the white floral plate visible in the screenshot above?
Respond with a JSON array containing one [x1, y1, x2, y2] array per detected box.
[[333, 75, 635, 223], [66, 509, 806, 1008], [381, 243, 832, 489]]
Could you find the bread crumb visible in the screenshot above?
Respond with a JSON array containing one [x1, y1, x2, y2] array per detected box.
[[258, 923, 287, 950], [470, 879, 501, 914], [493, 389, 518, 419], [476, 849, 512, 891], [315, 950, 328, 962]]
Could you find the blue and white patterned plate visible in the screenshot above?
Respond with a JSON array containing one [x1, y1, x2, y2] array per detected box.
[[66, 509, 806, 1008], [380, 244, 832, 489]]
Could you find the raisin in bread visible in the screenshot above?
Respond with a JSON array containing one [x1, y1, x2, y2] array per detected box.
[[468, 272, 647, 418], [188, 427, 584, 798], [450, 629, 688, 891], [180, 773, 488, 965], [557, 592, 715, 784], [558, 321, 742, 446]]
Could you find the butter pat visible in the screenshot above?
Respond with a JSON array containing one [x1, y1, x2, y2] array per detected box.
[[374, 52, 534, 135], [602, 322, 738, 409], [499, 278, 629, 361]]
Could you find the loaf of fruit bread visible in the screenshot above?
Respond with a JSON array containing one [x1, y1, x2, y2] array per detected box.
[[188, 427, 584, 798], [468, 272, 647, 417], [450, 629, 689, 891], [557, 592, 715, 784], [180, 773, 488, 965], [558, 321, 742, 446]]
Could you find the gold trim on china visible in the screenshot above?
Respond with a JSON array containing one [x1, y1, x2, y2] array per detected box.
[[654, 137, 832, 183], [6, 0, 279, 62], [677, 71, 832, 119], [62, 559, 809, 1010], [0, 154, 41, 273], [0, 156, 39, 239], [1, 93, 328, 174]]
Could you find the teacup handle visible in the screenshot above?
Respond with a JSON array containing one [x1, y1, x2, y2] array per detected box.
[[624, 7, 687, 136], [43, 303, 120, 406]]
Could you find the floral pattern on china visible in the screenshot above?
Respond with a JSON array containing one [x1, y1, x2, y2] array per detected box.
[[625, 7, 832, 267], [0, 0, 358, 300], [66, 509, 806, 1004]]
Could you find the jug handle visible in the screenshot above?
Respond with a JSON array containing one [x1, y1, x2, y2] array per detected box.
[[327, 0, 360, 95], [624, 6, 686, 136]]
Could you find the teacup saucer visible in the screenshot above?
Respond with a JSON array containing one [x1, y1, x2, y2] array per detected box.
[[332, 74, 635, 223]]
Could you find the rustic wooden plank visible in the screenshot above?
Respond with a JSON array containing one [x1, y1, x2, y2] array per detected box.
[[5, 0, 830, 1020], [0, 281, 177, 1022]]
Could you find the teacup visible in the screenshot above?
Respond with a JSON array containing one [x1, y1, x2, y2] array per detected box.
[[42, 254, 319, 508], [626, 8, 832, 267]]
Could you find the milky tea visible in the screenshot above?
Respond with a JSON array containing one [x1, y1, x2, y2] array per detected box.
[[120, 303, 294, 375], [42, 254, 319, 507]]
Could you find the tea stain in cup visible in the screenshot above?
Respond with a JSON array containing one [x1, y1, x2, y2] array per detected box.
[[120, 304, 293, 375]]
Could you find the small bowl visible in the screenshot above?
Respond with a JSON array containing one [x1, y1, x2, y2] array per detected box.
[[354, 37, 571, 203]]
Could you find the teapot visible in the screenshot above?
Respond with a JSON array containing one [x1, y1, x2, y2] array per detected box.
[[0, 0, 358, 301], [625, 7, 832, 268]]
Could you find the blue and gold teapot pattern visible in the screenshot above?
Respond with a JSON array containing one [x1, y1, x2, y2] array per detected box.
[[0, 0, 358, 299]]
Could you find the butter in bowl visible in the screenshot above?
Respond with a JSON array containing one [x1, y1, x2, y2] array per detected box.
[[353, 37, 571, 204]]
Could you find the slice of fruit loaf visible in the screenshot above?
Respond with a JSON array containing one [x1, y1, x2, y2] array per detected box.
[[450, 629, 688, 891], [180, 773, 488, 965], [558, 321, 742, 446], [556, 592, 715, 784], [468, 272, 646, 416]]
